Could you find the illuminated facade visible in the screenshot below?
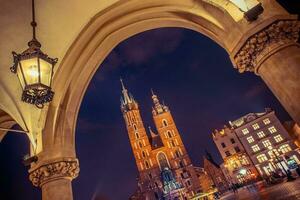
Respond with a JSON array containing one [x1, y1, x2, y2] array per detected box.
[[203, 152, 229, 194], [120, 81, 201, 200], [231, 109, 300, 177], [212, 126, 257, 184]]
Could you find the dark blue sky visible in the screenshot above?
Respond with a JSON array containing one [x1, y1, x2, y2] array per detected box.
[[1, 2, 299, 199]]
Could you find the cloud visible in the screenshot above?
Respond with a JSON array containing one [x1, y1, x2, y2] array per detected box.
[[244, 84, 267, 99], [96, 28, 185, 81]]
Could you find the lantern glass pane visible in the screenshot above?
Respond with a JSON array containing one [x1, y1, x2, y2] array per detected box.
[[20, 57, 39, 85], [230, 0, 259, 12], [39, 58, 52, 87], [17, 62, 26, 89]]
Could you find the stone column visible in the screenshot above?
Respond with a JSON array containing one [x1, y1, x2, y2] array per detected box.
[[29, 158, 79, 200], [233, 20, 300, 124]]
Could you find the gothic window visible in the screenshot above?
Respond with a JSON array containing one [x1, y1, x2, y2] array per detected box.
[[221, 142, 226, 148], [170, 140, 176, 147], [175, 150, 181, 158], [179, 160, 184, 168], [157, 152, 170, 170], [230, 138, 236, 144], [142, 151, 146, 158], [167, 131, 172, 138], [148, 173, 153, 179], [145, 161, 150, 169], [162, 119, 168, 127], [135, 132, 140, 139], [139, 142, 143, 148], [133, 124, 137, 131]]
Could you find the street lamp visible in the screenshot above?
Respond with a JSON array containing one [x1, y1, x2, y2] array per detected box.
[[11, 0, 57, 108], [230, 0, 264, 21]]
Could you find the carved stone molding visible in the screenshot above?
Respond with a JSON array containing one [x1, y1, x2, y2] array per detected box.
[[234, 20, 300, 73], [29, 158, 79, 187]]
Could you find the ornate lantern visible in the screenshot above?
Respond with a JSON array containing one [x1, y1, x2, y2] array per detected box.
[[230, 0, 264, 21], [11, 0, 57, 108]]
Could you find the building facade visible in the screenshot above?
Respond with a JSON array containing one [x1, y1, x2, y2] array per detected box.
[[203, 152, 229, 194], [231, 109, 300, 177], [120, 81, 202, 200], [212, 126, 258, 184]]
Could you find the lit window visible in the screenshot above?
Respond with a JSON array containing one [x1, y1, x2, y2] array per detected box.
[[262, 140, 272, 148], [251, 145, 260, 152], [162, 119, 168, 127], [247, 136, 255, 143], [268, 126, 277, 134], [252, 123, 260, 130], [257, 131, 265, 138], [242, 128, 249, 135], [263, 118, 271, 125], [279, 144, 292, 153], [257, 154, 268, 163], [274, 135, 283, 143]]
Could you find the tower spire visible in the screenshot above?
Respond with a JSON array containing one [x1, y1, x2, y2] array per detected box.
[[151, 89, 169, 115], [120, 78, 132, 105]]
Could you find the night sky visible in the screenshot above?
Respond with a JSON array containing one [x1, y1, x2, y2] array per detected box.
[[0, 1, 299, 200]]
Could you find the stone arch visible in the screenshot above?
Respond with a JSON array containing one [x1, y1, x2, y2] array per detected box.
[[42, 0, 245, 158]]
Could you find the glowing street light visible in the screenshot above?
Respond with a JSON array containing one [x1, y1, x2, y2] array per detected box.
[[11, 0, 57, 108]]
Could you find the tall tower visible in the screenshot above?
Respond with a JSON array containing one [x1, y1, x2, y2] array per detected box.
[[151, 90, 202, 197], [120, 80, 162, 199]]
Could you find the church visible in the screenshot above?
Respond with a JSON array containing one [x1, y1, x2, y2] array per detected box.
[[120, 80, 202, 199]]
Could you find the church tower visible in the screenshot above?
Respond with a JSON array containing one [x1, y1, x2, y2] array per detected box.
[[120, 80, 162, 199], [121, 81, 202, 199], [151, 90, 202, 197], [120, 79, 152, 172]]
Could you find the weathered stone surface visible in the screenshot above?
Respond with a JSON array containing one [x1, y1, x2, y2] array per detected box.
[[234, 20, 300, 73], [29, 158, 79, 187]]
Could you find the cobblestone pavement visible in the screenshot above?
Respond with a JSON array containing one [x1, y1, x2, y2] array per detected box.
[[220, 179, 300, 200]]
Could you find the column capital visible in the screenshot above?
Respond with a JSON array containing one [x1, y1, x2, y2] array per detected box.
[[29, 158, 79, 187], [233, 20, 300, 74]]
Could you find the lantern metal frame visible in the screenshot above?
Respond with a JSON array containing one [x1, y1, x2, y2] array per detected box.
[[10, 0, 57, 109]]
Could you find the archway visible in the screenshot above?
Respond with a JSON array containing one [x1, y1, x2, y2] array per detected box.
[[24, 1, 299, 200]]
